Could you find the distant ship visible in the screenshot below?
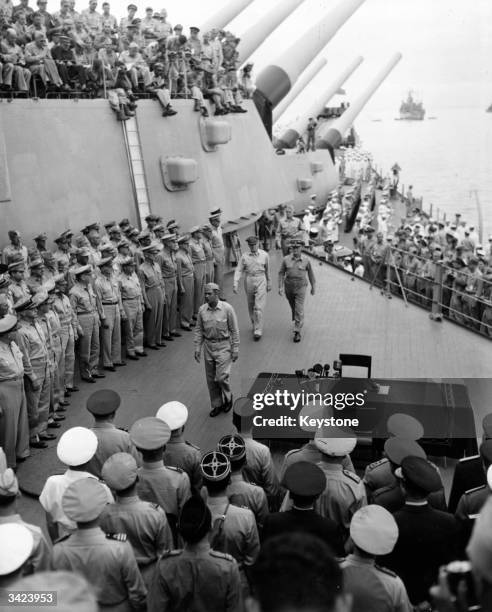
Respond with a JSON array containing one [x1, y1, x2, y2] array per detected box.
[[399, 90, 425, 120]]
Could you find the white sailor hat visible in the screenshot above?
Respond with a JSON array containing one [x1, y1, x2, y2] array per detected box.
[[156, 401, 188, 430], [350, 505, 398, 555], [314, 426, 357, 456], [57, 427, 98, 466], [0, 314, 17, 335], [0, 523, 33, 575]]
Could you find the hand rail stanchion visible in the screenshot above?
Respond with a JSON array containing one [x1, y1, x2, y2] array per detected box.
[[430, 262, 443, 321]]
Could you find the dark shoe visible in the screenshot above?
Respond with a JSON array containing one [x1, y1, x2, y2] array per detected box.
[[66, 386, 79, 393], [92, 372, 106, 378], [162, 106, 177, 117], [30, 440, 48, 449], [16, 456, 27, 463], [222, 396, 233, 413], [149, 345, 159, 350], [47, 421, 61, 429], [136, 351, 148, 357], [104, 366, 116, 372], [200, 107, 209, 118], [171, 332, 182, 337], [157, 342, 167, 347], [81, 376, 96, 383], [56, 406, 67, 413], [128, 354, 139, 360], [253, 333, 261, 341], [39, 432, 57, 440], [53, 414, 65, 421], [162, 335, 174, 341], [293, 331, 301, 343], [114, 361, 127, 367], [58, 399, 70, 406], [209, 406, 223, 417], [234, 105, 247, 113]]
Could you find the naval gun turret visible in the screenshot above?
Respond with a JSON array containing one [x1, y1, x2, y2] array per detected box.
[[253, 0, 366, 137], [200, 0, 255, 34], [275, 56, 363, 149], [235, 0, 305, 65], [316, 52, 402, 157]]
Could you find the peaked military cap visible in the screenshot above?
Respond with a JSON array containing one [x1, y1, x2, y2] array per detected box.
[[395, 456, 441, 493], [282, 461, 326, 497], [102, 453, 138, 491], [384, 437, 425, 465], [87, 389, 121, 416], [62, 478, 108, 522], [386, 413, 424, 440], [130, 417, 171, 450], [156, 401, 188, 430], [0, 314, 17, 334]]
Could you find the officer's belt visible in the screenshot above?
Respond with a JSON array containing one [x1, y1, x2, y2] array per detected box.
[[102, 300, 118, 305], [122, 296, 139, 301]]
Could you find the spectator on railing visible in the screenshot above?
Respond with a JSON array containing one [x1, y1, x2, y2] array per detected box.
[[119, 39, 151, 92], [80, 0, 101, 36], [1, 28, 31, 91], [148, 62, 176, 116], [140, 7, 157, 42], [99, 1, 115, 31], [69, 15, 90, 47], [25, 32, 63, 90], [26, 12, 47, 40], [118, 2, 136, 34], [51, 34, 87, 90], [52, 0, 75, 33], [155, 7, 171, 37], [13, 12, 29, 45]]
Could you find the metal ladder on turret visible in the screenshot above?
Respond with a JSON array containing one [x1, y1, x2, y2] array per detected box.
[[121, 115, 151, 226]]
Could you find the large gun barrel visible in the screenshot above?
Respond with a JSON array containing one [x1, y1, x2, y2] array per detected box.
[[254, 0, 365, 110], [273, 56, 327, 124], [317, 52, 402, 153], [200, 0, 255, 34], [236, 0, 305, 65], [275, 56, 363, 149]]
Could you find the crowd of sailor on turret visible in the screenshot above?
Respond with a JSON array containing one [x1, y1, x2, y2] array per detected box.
[[0, 0, 252, 118]]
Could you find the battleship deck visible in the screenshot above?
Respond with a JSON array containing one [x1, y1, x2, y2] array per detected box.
[[17, 251, 492, 504]]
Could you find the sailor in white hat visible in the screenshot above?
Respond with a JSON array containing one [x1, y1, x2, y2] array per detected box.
[[156, 401, 202, 490], [39, 427, 113, 541], [313, 427, 366, 531], [0, 523, 34, 587], [341, 505, 412, 611]]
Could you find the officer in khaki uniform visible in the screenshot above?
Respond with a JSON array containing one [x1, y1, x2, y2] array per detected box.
[[218, 434, 269, 529], [99, 452, 174, 588], [118, 257, 146, 360], [189, 226, 207, 318], [278, 239, 315, 342], [313, 427, 366, 533], [201, 450, 260, 595], [85, 390, 139, 478], [341, 505, 413, 612], [233, 236, 271, 340], [14, 296, 52, 448], [156, 401, 202, 491], [278, 205, 304, 255], [175, 234, 194, 331], [209, 209, 226, 294], [232, 397, 280, 506], [0, 314, 30, 468], [194, 283, 240, 417], [7, 260, 30, 304], [69, 264, 102, 383], [201, 224, 215, 283], [52, 274, 77, 397], [53, 477, 147, 611], [94, 257, 126, 370], [148, 495, 242, 612], [130, 417, 191, 539], [157, 233, 181, 342], [139, 243, 165, 350]]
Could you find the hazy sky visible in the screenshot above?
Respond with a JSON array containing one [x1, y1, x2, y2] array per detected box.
[[52, 0, 492, 113]]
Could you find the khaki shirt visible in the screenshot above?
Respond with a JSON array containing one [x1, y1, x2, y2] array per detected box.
[[163, 436, 202, 491], [226, 473, 269, 528], [0, 340, 24, 381], [279, 254, 315, 287], [194, 300, 240, 354], [233, 249, 270, 290], [137, 460, 191, 518], [53, 527, 147, 609]]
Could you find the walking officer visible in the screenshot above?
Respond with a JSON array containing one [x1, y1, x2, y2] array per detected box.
[[156, 400, 202, 491], [233, 235, 271, 341], [99, 452, 174, 588], [158, 233, 181, 342], [139, 243, 165, 349], [209, 209, 226, 295], [278, 205, 304, 255], [278, 238, 316, 342], [85, 389, 139, 478], [130, 417, 191, 539], [94, 257, 125, 371], [0, 314, 30, 468], [148, 495, 242, 612], [118, 257, 146, 360], [194, 283, 240, 417], [189, 226, 207, 319], [52, 477, 147, 611], [69, 264, 103, 383], [175, 234, 194, 331]]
